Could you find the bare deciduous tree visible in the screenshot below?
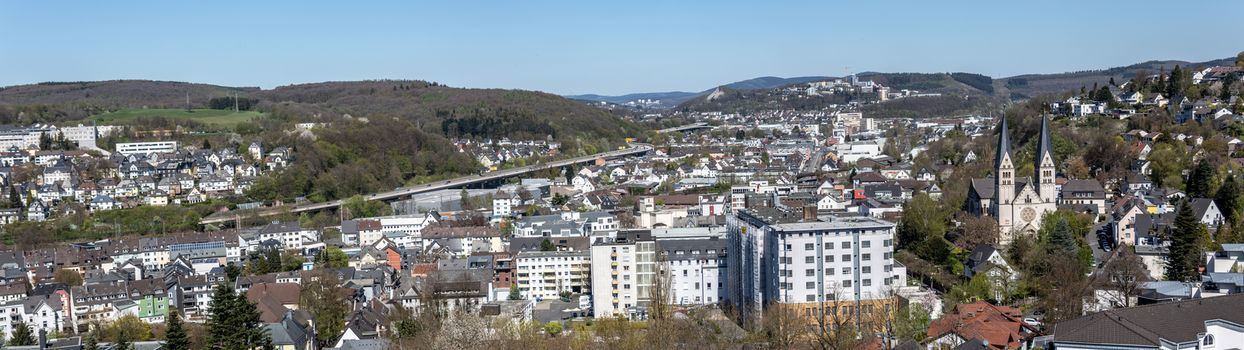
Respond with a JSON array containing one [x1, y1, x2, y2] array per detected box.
[[1095, 247, 1150, 308]]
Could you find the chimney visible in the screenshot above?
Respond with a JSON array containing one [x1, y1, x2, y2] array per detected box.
[[803, 205, 818, 222]]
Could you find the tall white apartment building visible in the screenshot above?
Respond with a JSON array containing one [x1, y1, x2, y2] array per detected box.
[[660, 236, 727, 306], [514, 250, 590, 300], [727, 207, 906, 323], [590, 230, 656, 319]]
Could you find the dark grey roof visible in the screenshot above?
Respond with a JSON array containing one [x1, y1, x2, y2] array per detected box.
[[995, 116, 1011, 168], [953, 339, 991, 350], [660, 237, 727, 261], [1190, 198, 1217, 219], [1061, 179, 1105, 197], [1035, 115, 1052, 170], [1053, 293, 1244, 346], [966, 244, 997, 267], [970, 178, 995, 200]]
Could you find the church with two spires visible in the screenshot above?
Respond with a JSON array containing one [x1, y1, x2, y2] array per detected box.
[[966, 116, 1059, 245]]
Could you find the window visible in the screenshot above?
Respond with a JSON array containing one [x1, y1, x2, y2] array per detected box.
[[824, 242, 834, 249], [806, 256, 815, 264], [825, 268, 834, 275], [806, 282, 815, 289], [806, 295, 816, 302], [842, 242, 851, 249], [842, 254, 851, 262], [862, 253, 871, 261], [1204, 334, 1215, 346], [863, 279, 872, 287], [785, 244, 792, 251], [861, 240, 871, 248], [842, 267, 850, 274], [825, 255, 834, 262], [806, 269, 815, 276], [805, 243, 815, 250], [862, 266, 871, 274], [883, 239, 892, 247], [843, 280, 852, 288]]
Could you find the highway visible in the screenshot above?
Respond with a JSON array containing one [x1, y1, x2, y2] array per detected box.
[[656, 122, 712, 133], [201, 143, 653, 225]]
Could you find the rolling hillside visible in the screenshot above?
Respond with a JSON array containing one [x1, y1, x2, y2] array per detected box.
[[997, 58, 1235, 99]]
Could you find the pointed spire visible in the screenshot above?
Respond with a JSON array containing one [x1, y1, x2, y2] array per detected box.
[[1036, 115, 1053, 165], [995, 116, 1011, 168]]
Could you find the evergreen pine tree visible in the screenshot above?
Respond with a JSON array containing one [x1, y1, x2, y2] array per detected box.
[[205, 283, 238, 349], [1187, 159, 1215, 198], [7, 185, 19, 209], [9, 322, 34, 346], [165, 310, 191, 350], [1045, 218, 1079, 258], [205, 282, 272, 349], [1217, 174, 1241, 224], [1167, 201, 1204, 281]]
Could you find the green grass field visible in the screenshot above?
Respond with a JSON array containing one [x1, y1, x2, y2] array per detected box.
[[88, 108, 264, 127]]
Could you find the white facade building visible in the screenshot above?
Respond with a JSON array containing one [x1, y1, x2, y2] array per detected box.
[[515, 250, 590, 301], [116, 141, 178, 155], [727, 208, 906, 321], [590, 231, 656, 319]]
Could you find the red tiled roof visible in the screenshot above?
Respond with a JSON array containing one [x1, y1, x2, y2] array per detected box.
[[927, 301, 1028, 350]]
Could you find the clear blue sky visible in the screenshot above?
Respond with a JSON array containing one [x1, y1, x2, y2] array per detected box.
[[2, 1, 1241, 95]]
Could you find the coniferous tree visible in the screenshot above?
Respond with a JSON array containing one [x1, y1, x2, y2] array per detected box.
[[205, 282, 272, 349], [1187, 159, 1215, 198], [1217, 174, 1241, 224], [7, 185, 19, 209], [1045, 218, 1080, 259], [205, 283, 239, 349], [164, 310, 190, 350], [9, 322, 34, 346], [1167, 201, 1204, 281]]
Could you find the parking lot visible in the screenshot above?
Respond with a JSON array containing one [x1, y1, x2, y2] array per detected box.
[[1088, 222, 1113, 272]]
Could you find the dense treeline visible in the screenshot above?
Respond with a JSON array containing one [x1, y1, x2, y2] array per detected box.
[[863, 95, 997, 119], [950, 72, 994, 93], [440, 107, 558, 140], [207, 96, 258, 110]]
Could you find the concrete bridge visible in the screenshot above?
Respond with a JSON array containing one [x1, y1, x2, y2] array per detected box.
[[201, 143, 652, 225]]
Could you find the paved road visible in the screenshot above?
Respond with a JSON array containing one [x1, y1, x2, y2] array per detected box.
[[202, 143, 653, 225], [1088, 222, 1112, 273], [656, 122, 712, 133]]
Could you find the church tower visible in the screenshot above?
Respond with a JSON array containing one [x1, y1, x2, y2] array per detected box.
[[1035, 115, 1056, 201], [995, 117, 1015, 228]]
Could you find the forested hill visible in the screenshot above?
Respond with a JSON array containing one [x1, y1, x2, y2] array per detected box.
[[0, 80, 256, 121], [0, 79, 641, 143], [258, 81, 640, 142]]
